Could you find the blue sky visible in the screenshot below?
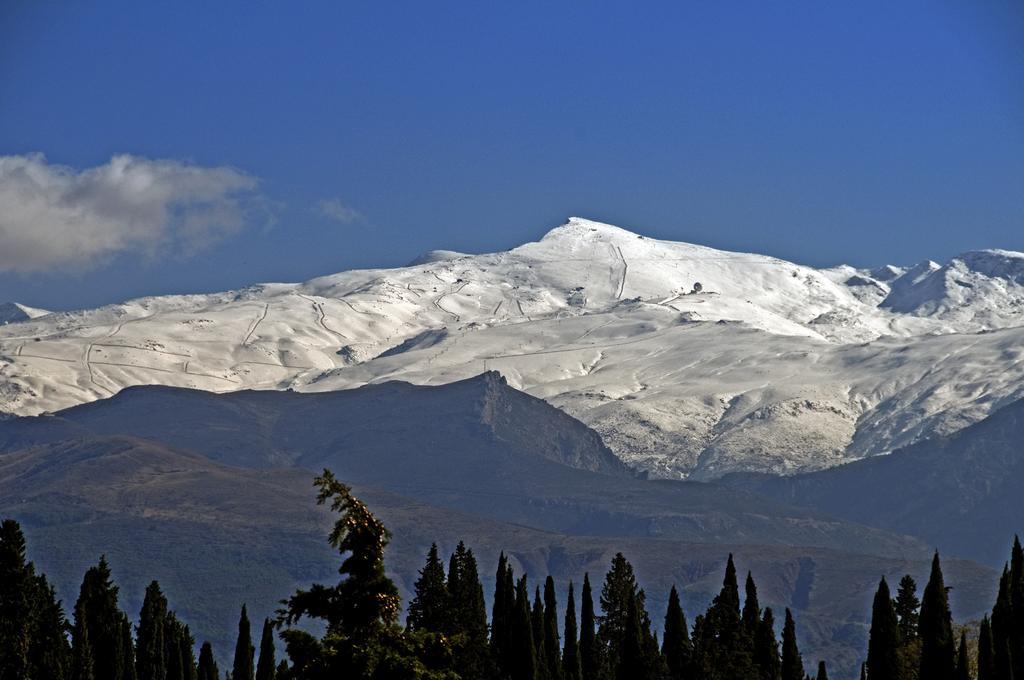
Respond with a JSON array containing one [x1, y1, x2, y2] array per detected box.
[[1, 1, 1022, 310]]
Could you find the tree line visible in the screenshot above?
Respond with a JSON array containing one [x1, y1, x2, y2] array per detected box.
[[865, 537, 1024, 680], [0, 468, 1020, 679]]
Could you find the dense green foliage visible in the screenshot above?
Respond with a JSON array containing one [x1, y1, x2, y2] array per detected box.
[[1, 470, 1021, 679]]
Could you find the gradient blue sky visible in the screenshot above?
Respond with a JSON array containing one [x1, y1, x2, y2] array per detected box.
[[1, 1, 1022, 310]]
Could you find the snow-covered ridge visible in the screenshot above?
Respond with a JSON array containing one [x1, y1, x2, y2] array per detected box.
[[1, 217, 1021, 479]]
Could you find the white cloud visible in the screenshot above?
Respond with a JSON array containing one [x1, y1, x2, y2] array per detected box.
[[0, 153, 260, 273], [316, 197, 361, 224]]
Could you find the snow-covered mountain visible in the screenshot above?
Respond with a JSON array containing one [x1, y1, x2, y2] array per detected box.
[[1, 217, 1022, 478], [0, 302, 50, 325]]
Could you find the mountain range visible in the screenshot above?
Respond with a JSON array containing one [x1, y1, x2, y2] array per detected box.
[[2, 217, 1022, 479]]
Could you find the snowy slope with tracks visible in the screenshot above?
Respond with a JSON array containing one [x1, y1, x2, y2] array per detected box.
[[2, 217, 1023, 478]]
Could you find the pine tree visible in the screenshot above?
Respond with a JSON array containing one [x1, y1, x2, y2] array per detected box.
[[196, 642, 218, 680], [816, 660, 828, 680], [255, 618, 276, 680], [956, 631, 970, 680], [543, 576, 563, 680], [580, 574, 599, 680], [867, 577, 901, 680], [893, 575, 920, 642], [743, 571, 761, 633], [563, 582, 581, 680], [617, 592, 645, 680], [780, 608, 803, 680], [136, 581, 168, 680], [919, 553, 956, 680], [511, 575, 538, 680], [75, 556, 129, 680], [407, 544, 450, 633], [753, 607, 781, 680], [978, 616, 995, 680], [120, 614, 137, 680]]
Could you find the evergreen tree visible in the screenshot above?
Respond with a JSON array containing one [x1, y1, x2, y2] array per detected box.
[[543, 576, 563, 680], [598, 553, 646, 675], [978, 616, 995, 680], [232, 605, 255, 680], [780, 608, 804, 680], [1011, 536, 1024, 680], [492, 553, 511, 666], [75, 556, 129, 680], [753, 607, 781, 680], [992, 565, 1014, 680], [406, 544, 450, 633], [28, 573, 72, 680], [136, 581, 168, 680], [511, 575, 538, 680], [120, 614, 137, 680], [580, 574, 599, 680], [956, 631, 970, 680], [0, 519, 31, 680], [275, 660, 289, 680], [196, 643, 218, 680], [743, 571, 761, 633], [893, 575, 920, 642], [816, 660, 828, 680], [616, 592, 645, 680], [563, 582, 581, 680], [860, 663, 867, 680], [867, 577, 901, 680], [71, 600, 95, 680], [662, 585, 690, 680], [919, 553, 956, 680], [532, 587, 549, 680], [255, 618, 276, 680], [447, 543, 491, 679], [692, 555, 755, 679]]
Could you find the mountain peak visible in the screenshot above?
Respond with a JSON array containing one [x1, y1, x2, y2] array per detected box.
[[0, 302, 50, 325]]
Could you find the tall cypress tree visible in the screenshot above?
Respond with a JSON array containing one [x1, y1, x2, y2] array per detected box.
[[511, 575, 537, 680], [136, 581, 168, 680], [532, 587, 550, 680], [580, 574, 598, 680], [0, 519, 31, 680], [753, 607, 781, 680], [780, 608, 803, 680], [1010, 536, 1024, 680], [492, 553, 511, 666], [75, 556, 128, 680], [407, 543, 450, 633], [598, 553, 642, 668], [196, 643, 218, 680], [816, 660, 828, 680], [662, 585, 690, 680], [977, 616, 995, 680], [255, 618, 276, 680], [448, 544, 491, 679], [120, 614, 137, 680], [617, 592, 645, 680], [743, 572, 761, 633], [563, 582, 581, 680], [29, 573, 72, 680], [543, 576, 563, 680], [919, 553, 956, 680], [893, 575, 920, 642], [867, 577, 900, 680], [956, 631, 970, 680], [232, 605, 255, 680], [991, 565, 1014, 680], [692, 555, 754, 679], [71, 600, 95, 680]]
